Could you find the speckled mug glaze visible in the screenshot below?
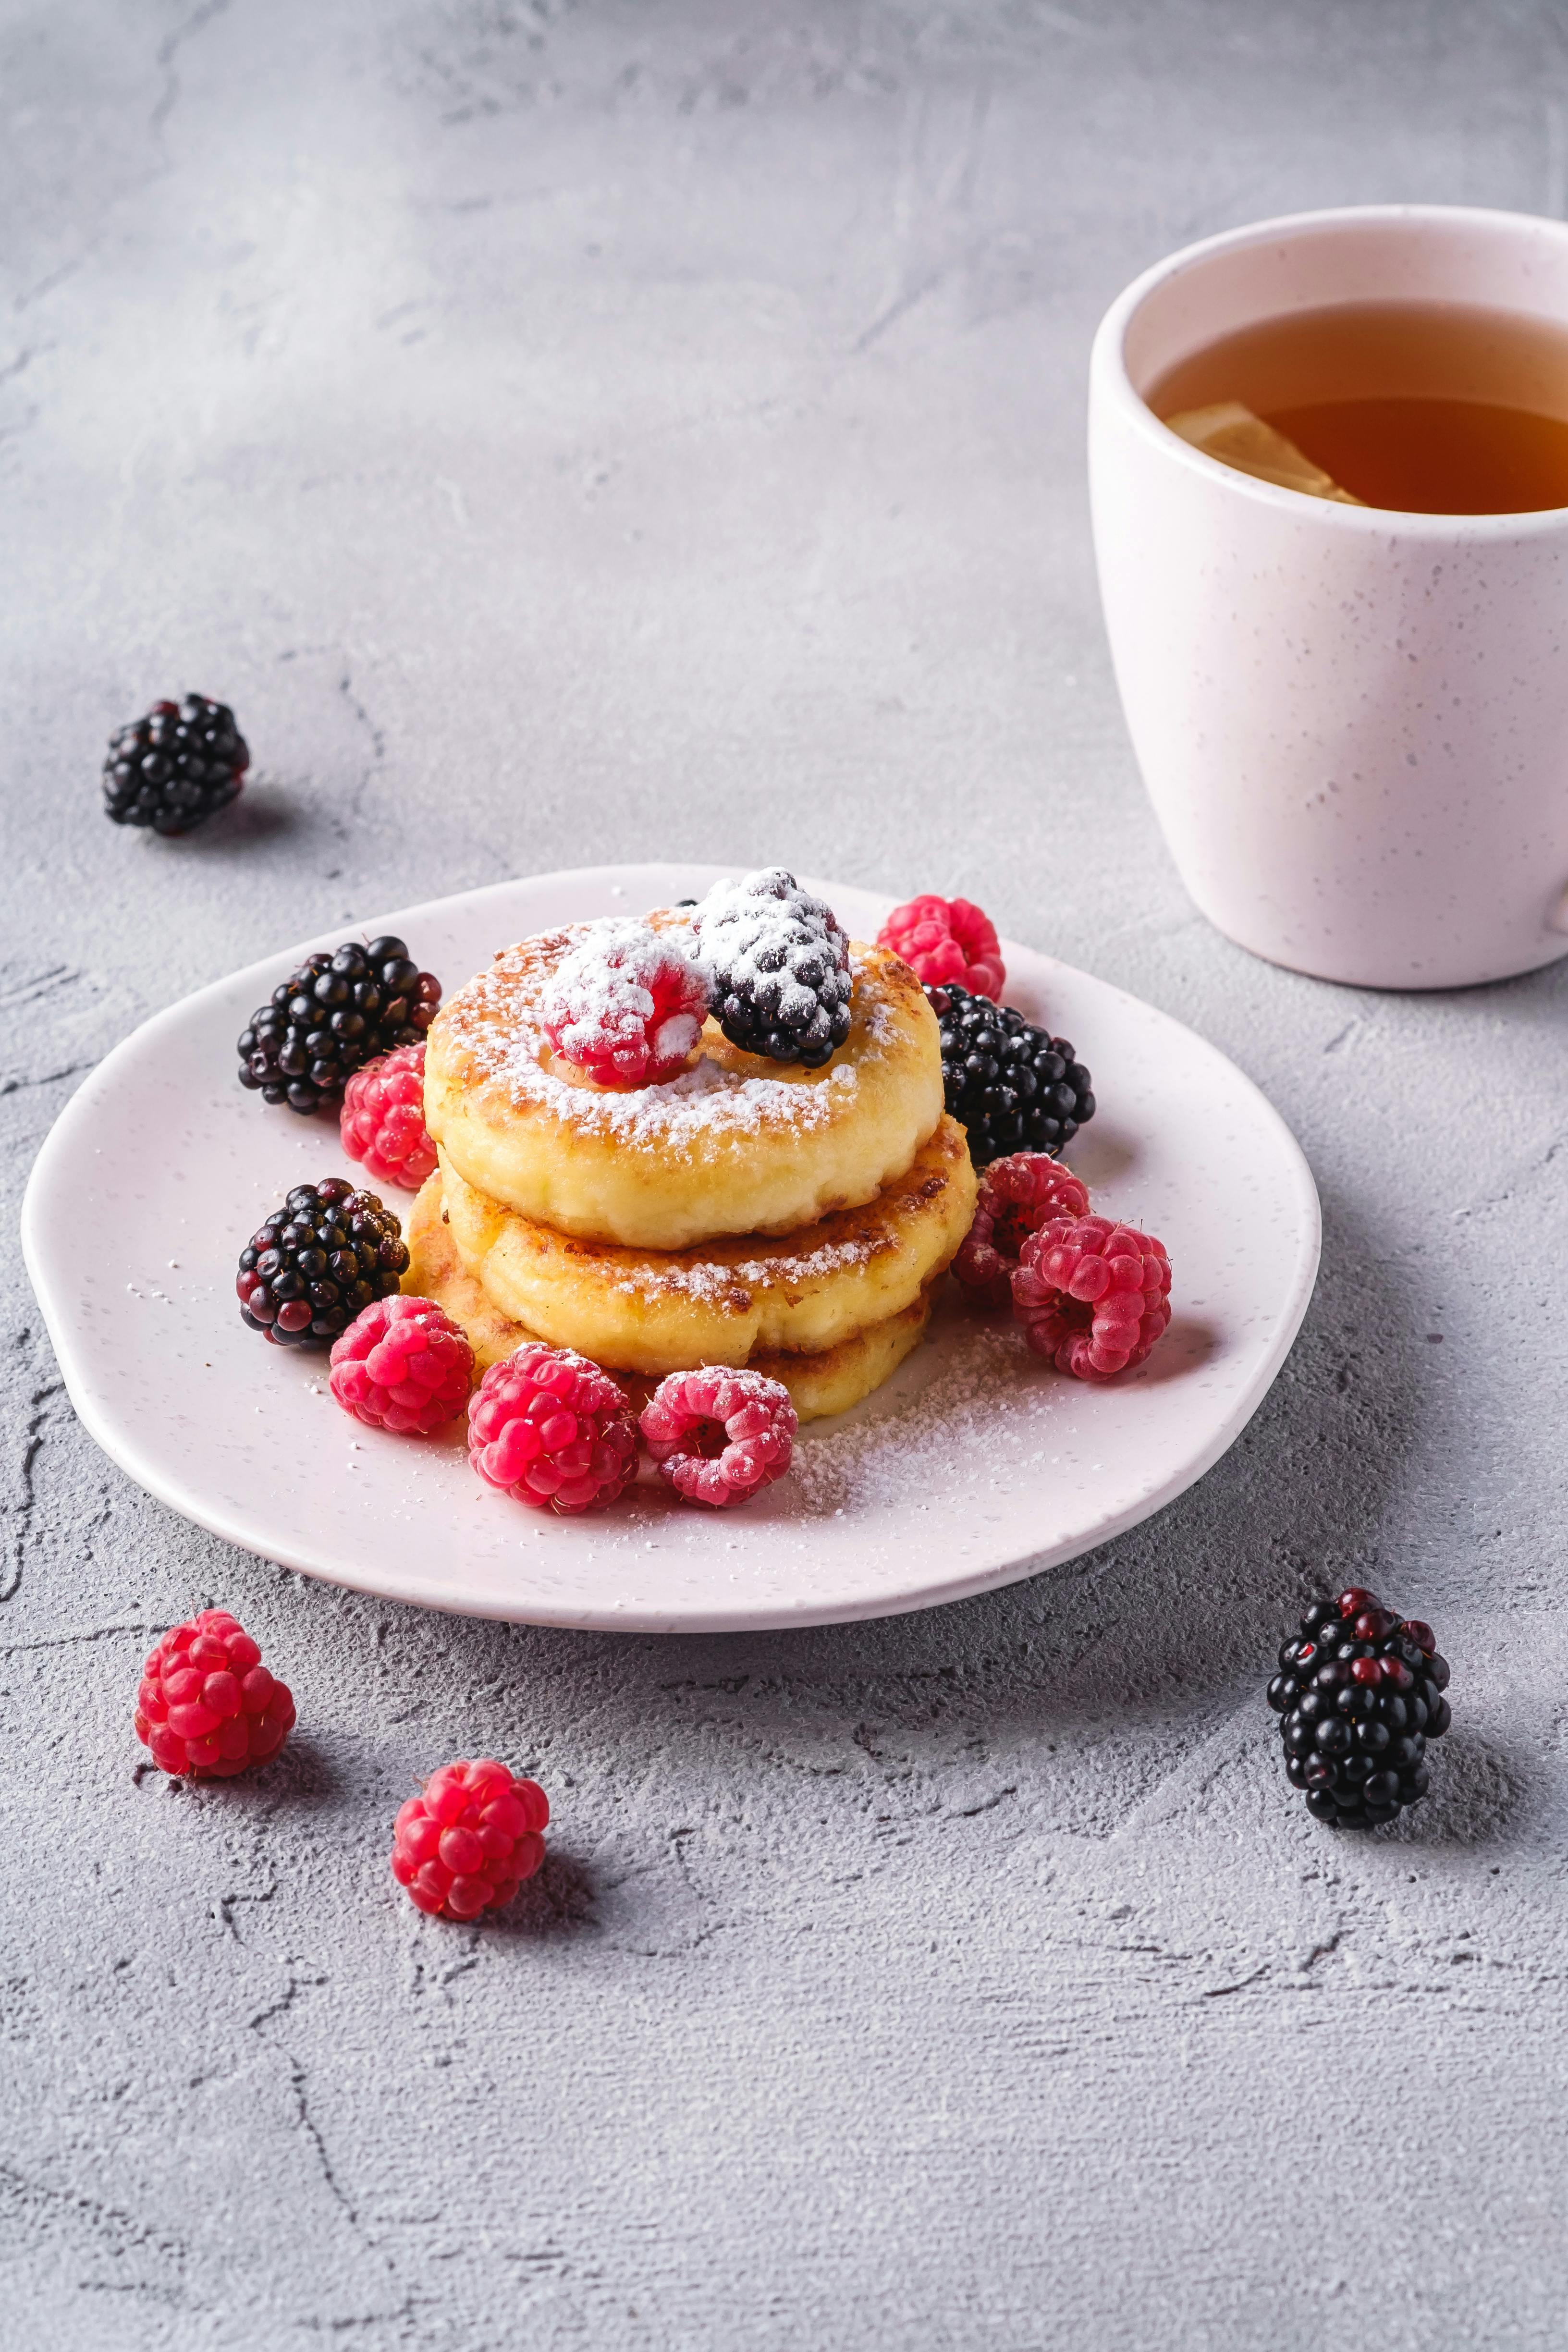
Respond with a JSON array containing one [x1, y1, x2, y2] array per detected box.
[[1090, 205, 1568, 990]]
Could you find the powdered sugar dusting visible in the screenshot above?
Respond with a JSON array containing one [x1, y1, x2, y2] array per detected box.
[[788, 1308, 1064, 1518], [540, 918, 706, 1086], [693, 867, 853, 1053], [608, 1230, 878, 1303], [447, 922, 892, 1147]]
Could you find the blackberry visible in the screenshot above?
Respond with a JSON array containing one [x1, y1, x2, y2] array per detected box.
[[237, 935, 441, 1116], [103, 695, 249, 834], [693, 868, 853, 1067], [927, 983, 1095, 1166], [1268, 1586, 1452, 1830], [236, 1177, 409, 1348]]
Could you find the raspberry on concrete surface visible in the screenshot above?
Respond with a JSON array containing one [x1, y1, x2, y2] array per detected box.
[[102, 695, 249, 834], [878, 894, 1005, 998], [391, 1759, 550, 1921], [468, 1344, 639, 1512], [329, 1295, 474, 1434], [952, 1152, 1091, 1309], [237, 935, 441, 1117], [1268, 1588, 1452, 1829], [135, 1609, 295, 1777], [340, 1043, 437, 1189], [1011, 1213, 1171, 1380], [639, 1365, 797, 1508], [541, 919, 709, 1088]]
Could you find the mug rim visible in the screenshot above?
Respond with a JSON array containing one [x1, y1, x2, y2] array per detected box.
[[1090, 201, 1568, 537]]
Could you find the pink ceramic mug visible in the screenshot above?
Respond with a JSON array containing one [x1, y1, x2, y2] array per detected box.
[[1090, 204, 1568, 990]]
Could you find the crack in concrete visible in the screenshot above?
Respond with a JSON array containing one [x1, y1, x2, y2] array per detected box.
[[151, 0, 235, 147], [337, 671, 388, 832], [2, 1380, 67, 1605]]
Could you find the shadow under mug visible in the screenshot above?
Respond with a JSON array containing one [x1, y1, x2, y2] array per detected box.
[[1089, 203, 1568, 991]]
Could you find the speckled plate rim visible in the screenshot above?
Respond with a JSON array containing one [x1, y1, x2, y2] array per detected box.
[[22, 864, 1321, 1633]]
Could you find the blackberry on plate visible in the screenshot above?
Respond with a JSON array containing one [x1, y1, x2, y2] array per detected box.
[[237, 935, 441, 1116], [692, 868, 853, 1068], [927, 982, 1095, 1166], [1268, 1585, 1452, 1830], [103, 695, 249, 834], [236, 1177, 408, 1348]]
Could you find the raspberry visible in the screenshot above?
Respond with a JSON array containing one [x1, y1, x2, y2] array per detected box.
[[541, 919, 709, 1089], [468, 1344, 639, 1512], [135, 1609, 295, 1777], [340, 1043, 436, 1189], [639, 1366, 797, 1508], [390, 1759, 549, 1920], [952, 1152, 1091, 1309], [329, 1295, 474, 1434], [1269, 1591, 1452, 1828], [878, 894, 1005, 998], [1011, 1213, 1171, 1380]]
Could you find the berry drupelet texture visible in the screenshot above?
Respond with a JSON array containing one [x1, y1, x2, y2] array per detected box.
[[927, 983, 1095, 1165], [340, 1043, 437, 1189], [1268, 1586, 1453, 1829], [952, 1152, 1091, 1309], [468, 1344, 640, 1512], [391, 1759, 549, 1920], [1011, 1213, 1171, 1379], [693, 868, 853, 1067], [639, 1366, 797, 1508], [541, 919, 709, 1088], [237, 935, 441, 1117], [878, 894, 1005, 998], [236, 1177, 408, 1348], [329, 1295, 474, 1434], [135, 1609, 295, 1777], [103, 695, 249, 833]]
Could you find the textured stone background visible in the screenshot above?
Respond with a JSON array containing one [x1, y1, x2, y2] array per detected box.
[[4, 1, 1568, 2344]]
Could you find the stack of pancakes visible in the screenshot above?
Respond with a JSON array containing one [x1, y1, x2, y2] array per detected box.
[[405, 909, 977, 1419]]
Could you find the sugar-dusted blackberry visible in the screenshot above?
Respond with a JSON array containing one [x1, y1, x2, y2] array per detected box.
[[1268, 1585, 1453, 1830], [926, 983, 1095, 1166], [236, 935, 441, 1116], [102, 695, 249, 834], [692, 868, 853, 1067], [236, 1177, 409, 1348]]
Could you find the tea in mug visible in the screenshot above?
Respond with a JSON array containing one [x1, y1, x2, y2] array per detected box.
[[1149, 299, 1568, 514]]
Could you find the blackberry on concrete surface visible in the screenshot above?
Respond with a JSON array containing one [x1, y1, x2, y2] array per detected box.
[[103, 695, 249, 833], [236, 1177, 409, 1347], [927, 983, 1095, 1166], [1268, 1586, 1453, 1830], [237, 935, 441, 1116], [693, 868, 853, 1067]]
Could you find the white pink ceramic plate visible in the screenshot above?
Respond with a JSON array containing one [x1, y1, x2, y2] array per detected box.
[[22, 865, 1320, 1632]]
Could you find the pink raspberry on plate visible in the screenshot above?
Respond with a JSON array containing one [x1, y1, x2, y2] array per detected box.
[[468, 1344, 639, 1512], [1011, 1213, 1172, 1381], [878, 894, 1005, 998], [391, 1758, 549, 1921], [541, 919, 709, 1089], [135, 1609, 296, 1778], [639, 1366, 797, 1508], [340, 1043, 436, 1190], [952, 1152, 1091, 1309], [329, 1294, 474, 1434]]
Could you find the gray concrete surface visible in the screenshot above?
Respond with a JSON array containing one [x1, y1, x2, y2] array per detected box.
[[4, 1, 1568, 2343]]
